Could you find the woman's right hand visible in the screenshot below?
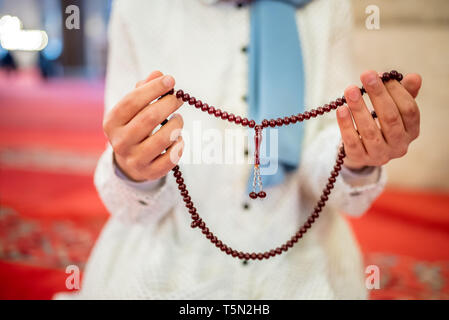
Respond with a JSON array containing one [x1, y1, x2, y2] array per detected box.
[[103, 71, 185, 182]]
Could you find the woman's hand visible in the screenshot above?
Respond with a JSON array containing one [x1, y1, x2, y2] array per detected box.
[[336, 70, 422, 170], [103, 70, 184, 182]]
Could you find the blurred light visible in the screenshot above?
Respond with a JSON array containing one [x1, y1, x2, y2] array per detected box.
[[0, 15, 48, 51], [42, 38, 62, 60]]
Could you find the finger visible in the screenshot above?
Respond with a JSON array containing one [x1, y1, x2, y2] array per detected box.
[[361, 70, 406, 145], [344, 85, 387, 157], [109, 74, 176, 126], [401, 73, 422, 99], [384, 78, 420, 139], [336, 105, 368, 162], [136, 113, 184, 163], [124, 94, 183, 145], [144, 137, 184, 181], [135, 70, 164, 88]]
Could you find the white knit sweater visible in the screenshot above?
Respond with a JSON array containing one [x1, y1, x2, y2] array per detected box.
[[57, 0, 386, 299]]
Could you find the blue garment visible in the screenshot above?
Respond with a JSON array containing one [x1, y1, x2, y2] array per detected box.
[[247, 0, 312, 192]]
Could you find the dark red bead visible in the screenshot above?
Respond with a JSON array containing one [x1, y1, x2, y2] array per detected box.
[[251, 253, 257, 260], [330, 102, 338, 110], [191, 221, 198, 228], [208, 106, 215, 114], [290, 115, 298, 123], [310, 109, 318, 118], [241, 118, 249, 127], [297, 114, 304, 122], [214, 109, 222, 117], [186, 202, 194, 209], [228, 114, 235, 122], [195, 100, 203, 108], [226, 247, 232, 255], [283, 116, 290, 125], [303, 111, 311, 120], [329, 177, 336, 183], [188, 208, 197, 214], [201, 103, 209, 112], [341, 96, 347, 104], [232, 250, 239, 257], [269, 250, 276, 257], [257, 191, 266, 198], [323, 189, 330, 196], [317, 107, 324, 115], [221, 111, 229, 120], [176, 177, 184, 184], [336, 98, 343, 106], [281, 244, 288, 252], [263, 252, 270, 259], [176, 90, 184, 99], [182, 93, 190, 102], [202, 227, 209, 235], [300, 227, 306, 234], [287, 240, 293, 248], [326, 182, 334, 189], [249, 192, 258, 199], [276, 118, 283, 126], [275, 248, 281, 255], [188, 97, 196, 105], [390, 70, 399, 80], [397, 73, 403, 81], [238, 252, 244, 259], [180, 190, 188, 197], [248, 120, 256, 128], [304, 222, 311, 229], [269, 120, 276, 128], [262, 119, 269, 128], [257, 253, 263, 260], [323, 104, 331, 112], [178, 184, 186, 191], [191, 213, 199, 220], [174, 171, 182, 178], [321, 195, 328, 202], [307, 216, 315, 224], [235, 116, 242, 124], [183, 195, 191, 202], [244, 253, 250, 260], [211, 236, 217, 243]]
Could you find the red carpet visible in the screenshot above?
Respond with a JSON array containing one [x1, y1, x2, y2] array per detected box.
[[1, 72, 448, 299]]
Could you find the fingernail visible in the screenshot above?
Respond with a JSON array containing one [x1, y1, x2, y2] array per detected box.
[[337, 105, 349, 117], [347, 87, 361, 102], [365, 72, 378, 87], [162, 75, 174, 87]]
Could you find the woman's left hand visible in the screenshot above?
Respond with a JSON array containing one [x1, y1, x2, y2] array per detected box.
[[336, 70, 422, 170]]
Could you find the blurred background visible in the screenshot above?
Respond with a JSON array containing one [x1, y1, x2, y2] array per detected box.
[[0, 0, 448, 299]]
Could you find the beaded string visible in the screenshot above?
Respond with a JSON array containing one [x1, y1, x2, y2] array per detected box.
[[165, 70, 402, 260]]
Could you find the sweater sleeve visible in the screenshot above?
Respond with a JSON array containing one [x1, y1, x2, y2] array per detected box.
[[94, 1, 177, 224]]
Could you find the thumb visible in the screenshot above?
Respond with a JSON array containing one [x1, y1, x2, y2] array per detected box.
[[135, 70, 164, 88], [401, 73, 422, 99]]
